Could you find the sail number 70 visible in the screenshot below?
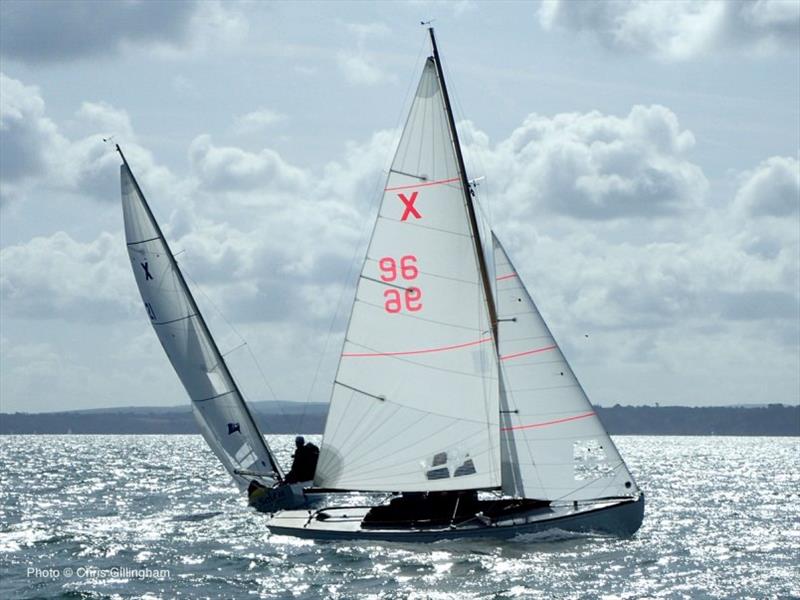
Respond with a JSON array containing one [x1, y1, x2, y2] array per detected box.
[[379, 255, 422, 313]]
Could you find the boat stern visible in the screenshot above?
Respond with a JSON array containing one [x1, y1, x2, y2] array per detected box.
[[249, 482, 311, 513]]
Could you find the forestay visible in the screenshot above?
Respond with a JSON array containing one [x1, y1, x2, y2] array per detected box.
[[315, 58, 500, 492], [120, 160, 280, 490], [493, 234, 638, 501]]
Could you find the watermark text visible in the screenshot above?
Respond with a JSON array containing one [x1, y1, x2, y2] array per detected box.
[[27, 565, 171, 579]]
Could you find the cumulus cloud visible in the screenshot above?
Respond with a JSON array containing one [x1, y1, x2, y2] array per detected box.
[[76, 102, 134, 138], [479, 143, 798, 385], [1, 64, 796, 408], [181, 130, 396, 325], [344, 22, 391, 38], [451, 110, 796, 374], [336, 21, 395, 85], [485, 209, 797, 411], [0, 0, 195, 63], [317, 128, 400, 211], [148, 0, 249, 60], [0, 69, 391, 347], [337, 52, 391, 85], [233, 109, 287, 135], [0, 339, 92, 412], [0, 73, 171, 206], [539, 0, 800, 60], [407, 0, 477, 18], [734, 155, 799, 218], [462, 104, 706, 220], [0, 231, 134, 321], [189, 135, 310, 192], [164, 102, 793, 374], [0, 0, 246, 64], [0, 74, 65, 187]]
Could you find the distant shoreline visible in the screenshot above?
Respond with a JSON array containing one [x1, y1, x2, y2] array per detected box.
[[0, 402, 798, 436]]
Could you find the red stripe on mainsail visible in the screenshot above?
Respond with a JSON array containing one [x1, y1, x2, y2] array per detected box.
[[342, 336, 492, 358], [384, 177, 460, 192], [500, 344, 557, 361], [501, 411, 595, 432], [496, 273, 517, 281]]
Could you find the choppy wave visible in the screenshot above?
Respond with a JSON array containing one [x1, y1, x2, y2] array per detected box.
[[1, 435, 798, 599]]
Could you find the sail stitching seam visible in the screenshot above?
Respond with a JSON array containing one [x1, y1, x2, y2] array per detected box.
[[376, 214, 471, 238], [127, 236, 161, 246], [153, 313, 198, 326], [353, 298, 480, 332], [193, 391, 236, 403]]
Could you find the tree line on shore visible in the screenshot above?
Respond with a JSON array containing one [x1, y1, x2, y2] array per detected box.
[[1, 402, 798, 436]]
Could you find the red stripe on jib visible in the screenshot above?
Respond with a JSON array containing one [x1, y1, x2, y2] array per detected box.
[[501, 411, 595, 432], [500, 345, 557, 361], [342, 336, 492, 358], [496, 273, 517, 281]]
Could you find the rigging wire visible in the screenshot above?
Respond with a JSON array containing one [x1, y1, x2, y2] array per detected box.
[[432, 30, 503, 486], [297, 30, 432, 434], [438, 45, 496, 236], [180, 261, 290, 431]]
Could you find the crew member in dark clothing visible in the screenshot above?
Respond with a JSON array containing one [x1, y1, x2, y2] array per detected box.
[[284, 436, 319, 483]]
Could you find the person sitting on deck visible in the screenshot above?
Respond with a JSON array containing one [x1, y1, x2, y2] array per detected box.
[[284, 436, 319, 484]]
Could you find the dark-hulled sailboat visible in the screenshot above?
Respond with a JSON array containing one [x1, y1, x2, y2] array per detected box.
[[266, 28, 644, 542]]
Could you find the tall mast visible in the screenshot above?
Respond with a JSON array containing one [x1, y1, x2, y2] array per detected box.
[[428, 28, 499, 343], [115, 145, 283, 480]]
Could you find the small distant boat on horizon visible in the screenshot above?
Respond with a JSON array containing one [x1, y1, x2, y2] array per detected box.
[[266, 27, 644, 542]]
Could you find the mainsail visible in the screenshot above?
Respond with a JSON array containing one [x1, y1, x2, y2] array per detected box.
[[493, 234, 638, 500], [315, 57, 500, 492], [118, 147, 281, 490]]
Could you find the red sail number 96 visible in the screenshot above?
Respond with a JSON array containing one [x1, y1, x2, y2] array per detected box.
[[379, 255, 423, 313]]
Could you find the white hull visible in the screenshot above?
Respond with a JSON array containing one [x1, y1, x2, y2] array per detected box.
[[266, 494, 644, 543]]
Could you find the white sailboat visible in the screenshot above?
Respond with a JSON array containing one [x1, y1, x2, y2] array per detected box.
[[266, 28, 644, 541], [117, 146, 310, 513]]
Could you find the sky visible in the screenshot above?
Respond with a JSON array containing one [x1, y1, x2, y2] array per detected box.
[[0, 0, 798, 413]]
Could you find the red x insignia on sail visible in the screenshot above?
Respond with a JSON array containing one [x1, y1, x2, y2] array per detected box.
[[398, 192, 421, 221]]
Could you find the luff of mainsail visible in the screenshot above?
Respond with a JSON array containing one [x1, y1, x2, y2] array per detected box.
[[314, 34, 500, 492], [117, 146, 282, 490], [492, 233, 639, 501]]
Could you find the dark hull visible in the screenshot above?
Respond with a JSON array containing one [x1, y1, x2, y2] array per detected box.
[[248, 481, 315, 513], [267, 494, 644, 543]]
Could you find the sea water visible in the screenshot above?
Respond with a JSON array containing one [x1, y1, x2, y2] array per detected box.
[[0, 435, 797, 599]]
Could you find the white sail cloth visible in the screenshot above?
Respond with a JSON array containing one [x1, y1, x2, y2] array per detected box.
[[121, 164, 278, 490], [315, 58, 500, 492], [493, 235, 637, 501]]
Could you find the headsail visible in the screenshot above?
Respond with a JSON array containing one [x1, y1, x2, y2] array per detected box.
[[493, 234, 638, 501], [315, 56, 500, 492], [118, 148, 281, 490]]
